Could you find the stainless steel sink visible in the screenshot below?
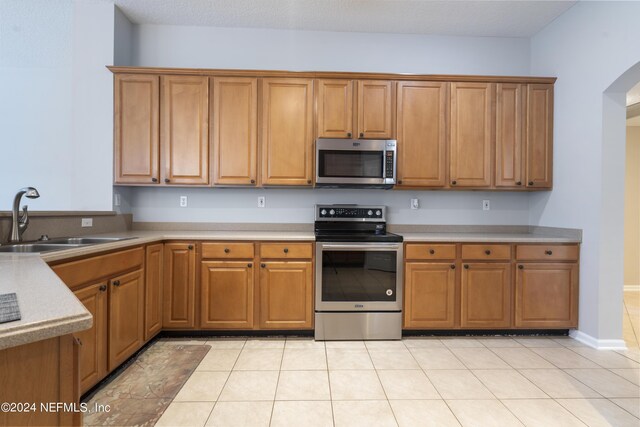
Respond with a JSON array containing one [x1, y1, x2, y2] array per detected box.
[[46, 237, 134, 245], [0, 243, 86, 253]]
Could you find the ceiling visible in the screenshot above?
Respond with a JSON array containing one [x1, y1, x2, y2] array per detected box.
[[114, 0, 577, 38]]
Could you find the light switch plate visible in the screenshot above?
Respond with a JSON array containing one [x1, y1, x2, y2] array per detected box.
[[410, 198, 419, 210], [483, 200, 490, 211], [258, 196, 266, 208]]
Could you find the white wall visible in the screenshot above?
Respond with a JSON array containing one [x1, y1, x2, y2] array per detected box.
[[0, 0, 114, 211], [120, 24, 532, 225], [529, 1, 640, 345]]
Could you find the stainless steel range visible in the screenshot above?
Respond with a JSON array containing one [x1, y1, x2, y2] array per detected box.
[[314, 205, 403, 340]]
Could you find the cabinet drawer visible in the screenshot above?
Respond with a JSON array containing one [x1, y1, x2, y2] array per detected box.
[[52, 247, 144, 289], [516, 244, 579, 262], [260, 243, 313, 259], [405, 244, 456, 260], [202, 242, 254, 259], [461, 244, 511, 260]]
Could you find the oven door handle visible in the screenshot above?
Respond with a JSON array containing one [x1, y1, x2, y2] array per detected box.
[[319, 244, 401, 251]]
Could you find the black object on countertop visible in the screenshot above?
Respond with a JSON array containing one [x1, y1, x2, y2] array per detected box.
[[0, 293, 21, 323]]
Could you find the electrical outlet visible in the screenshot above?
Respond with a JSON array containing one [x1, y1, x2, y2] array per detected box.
[[114, 193, 121, 207], [483, 200, 490, 211], [81, 218, 93, 227], [410, 198, 419, 210], [258, 196, 266, 208], [180, 196, 188, 207]]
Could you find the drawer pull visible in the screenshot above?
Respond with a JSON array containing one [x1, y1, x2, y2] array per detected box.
[[516, 181, 522, 186], [518, 265, 524, 270], [545, 250, 553, 255], [224, 248, 230, 253], [451, 180, 457, 185], [464, 264, 469, 269], [450, 264, 455, 269], [151, 177, 158, 183], [188, 245, 194, 250], [283, 248, 289, 254], [247, 263, 252, 268], [112, 280, 121, 287], [99, 285, 107, 292], [528, 181, 534, 186], [485, 249, 491, 255], [250, 179, 255, 184], [429, 249, 435, 255], [359, 132, 364, 138], [165, 178, 170, 183], [261, 263, 266, 268], [347, 132, 352, 138]]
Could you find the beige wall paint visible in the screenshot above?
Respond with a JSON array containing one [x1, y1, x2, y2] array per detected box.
[[625, 126, 640, 287]]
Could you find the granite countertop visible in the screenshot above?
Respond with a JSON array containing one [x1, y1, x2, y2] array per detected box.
[[0, 225, 580, 351], [0, 254, 92, 351]]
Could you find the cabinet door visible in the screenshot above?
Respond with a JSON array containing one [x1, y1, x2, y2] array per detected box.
[[396, 81, 447, 187], [261, 78, 314, 186], [161, 75, 210, 185], [404, 262, 456, 328], [114, 74, 160, 184], [212, 77, 258, 185], [109, 269, 145, 369], [357, 80, 394, 139], [163, 243, 197, 329], [145, 244, 163, 341], [461, 263, 511, 328], [515, 263, 578, 328], [73, 282, 108, 393], [317, 79, 354, 138], [526, 84, 553, 188], [450, 82, 494, 187], [201, 261, 254, 329], [496, 83, 525, 188], [259, 261, 313, 329]]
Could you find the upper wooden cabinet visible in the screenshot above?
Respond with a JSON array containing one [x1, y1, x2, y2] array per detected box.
[[316, 79, 394, 139], [396, 81, 448, 187], [495, 83, 525, 188], [161, 76, 210, 185], [450, 82, 494, 187], [211, 77, 258, 185], [261, 78, 314, 186], [526, 84, 553, 188], [114, 74, 160, 184], [163, 243, 197, 329]]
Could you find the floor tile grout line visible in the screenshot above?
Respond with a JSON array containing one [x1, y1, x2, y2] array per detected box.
[[560, 367, 639, 399], [364, 342, 400, 426], [607, 396, 640, 419], [321, 340, 337, 427], [623, 296, 640, 347], [268, 341, 286, 426]]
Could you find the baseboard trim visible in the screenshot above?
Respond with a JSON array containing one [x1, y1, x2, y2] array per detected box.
[[569, 330, 628, 350], [624, 285, 640, 292]]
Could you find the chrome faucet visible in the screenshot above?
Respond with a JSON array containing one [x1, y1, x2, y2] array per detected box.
[[9, 187, 40, 243]]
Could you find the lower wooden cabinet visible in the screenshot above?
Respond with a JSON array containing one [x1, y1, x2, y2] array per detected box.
[[109, 268, 145, 369], [404, 262, 456, 328], [461, 262, 512, 328], [163, 243, 197, 329], [201, 261, 255, 329], [73, 282, 108, 393], [259, 261, 313, 329], [145, 244, 164, 340], [515, 263, 578, 328]]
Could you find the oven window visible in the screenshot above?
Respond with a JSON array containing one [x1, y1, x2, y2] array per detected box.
[[318, 150, 383, 178], [321, 250, 397, 302]]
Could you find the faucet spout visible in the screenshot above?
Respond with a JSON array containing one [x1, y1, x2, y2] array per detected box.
[[9, 187, 40, 243]]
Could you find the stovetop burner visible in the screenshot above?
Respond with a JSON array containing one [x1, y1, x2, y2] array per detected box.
[[314, 204, 403, 243]]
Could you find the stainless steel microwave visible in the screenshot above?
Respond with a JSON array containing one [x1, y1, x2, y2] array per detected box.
[[315, 139, 397, 188]]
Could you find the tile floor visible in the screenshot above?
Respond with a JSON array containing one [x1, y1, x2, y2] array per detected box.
[[152, 335, 640, 427], [623, 290, 640, 348]]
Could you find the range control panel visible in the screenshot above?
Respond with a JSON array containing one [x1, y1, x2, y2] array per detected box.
[[315, 205, 386, 221]]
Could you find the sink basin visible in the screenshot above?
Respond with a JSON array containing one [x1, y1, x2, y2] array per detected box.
[[0, 243, 85, 253], [46, 237, 134, 245]]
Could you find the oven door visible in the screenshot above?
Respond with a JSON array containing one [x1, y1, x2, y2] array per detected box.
[[315, 139, 396, 186], [315, 242, 403, 311]]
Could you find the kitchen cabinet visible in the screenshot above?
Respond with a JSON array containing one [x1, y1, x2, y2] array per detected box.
[[316, 79, 394, 139], [461, 262, 512, 328], [259, 261, 313, 329], [211, 77, 258, 185], [450, 82, 494, 187], [201, 261, 255, 329], [0, 335, 80, 427], [145, 244, 163, 341], [114, 74, 160, 185], [396, 81, 448, 187], [404, 262, 457, 328], [515, 262, 578, 328], [526, 84, 554, 188], [261, 78, 314, 186], [109, 269, 145, 369], [163, 243, 197, 329], [73, 282, 108, 393], [161, 75, 210, 185], [495, 83, 525, 188]]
